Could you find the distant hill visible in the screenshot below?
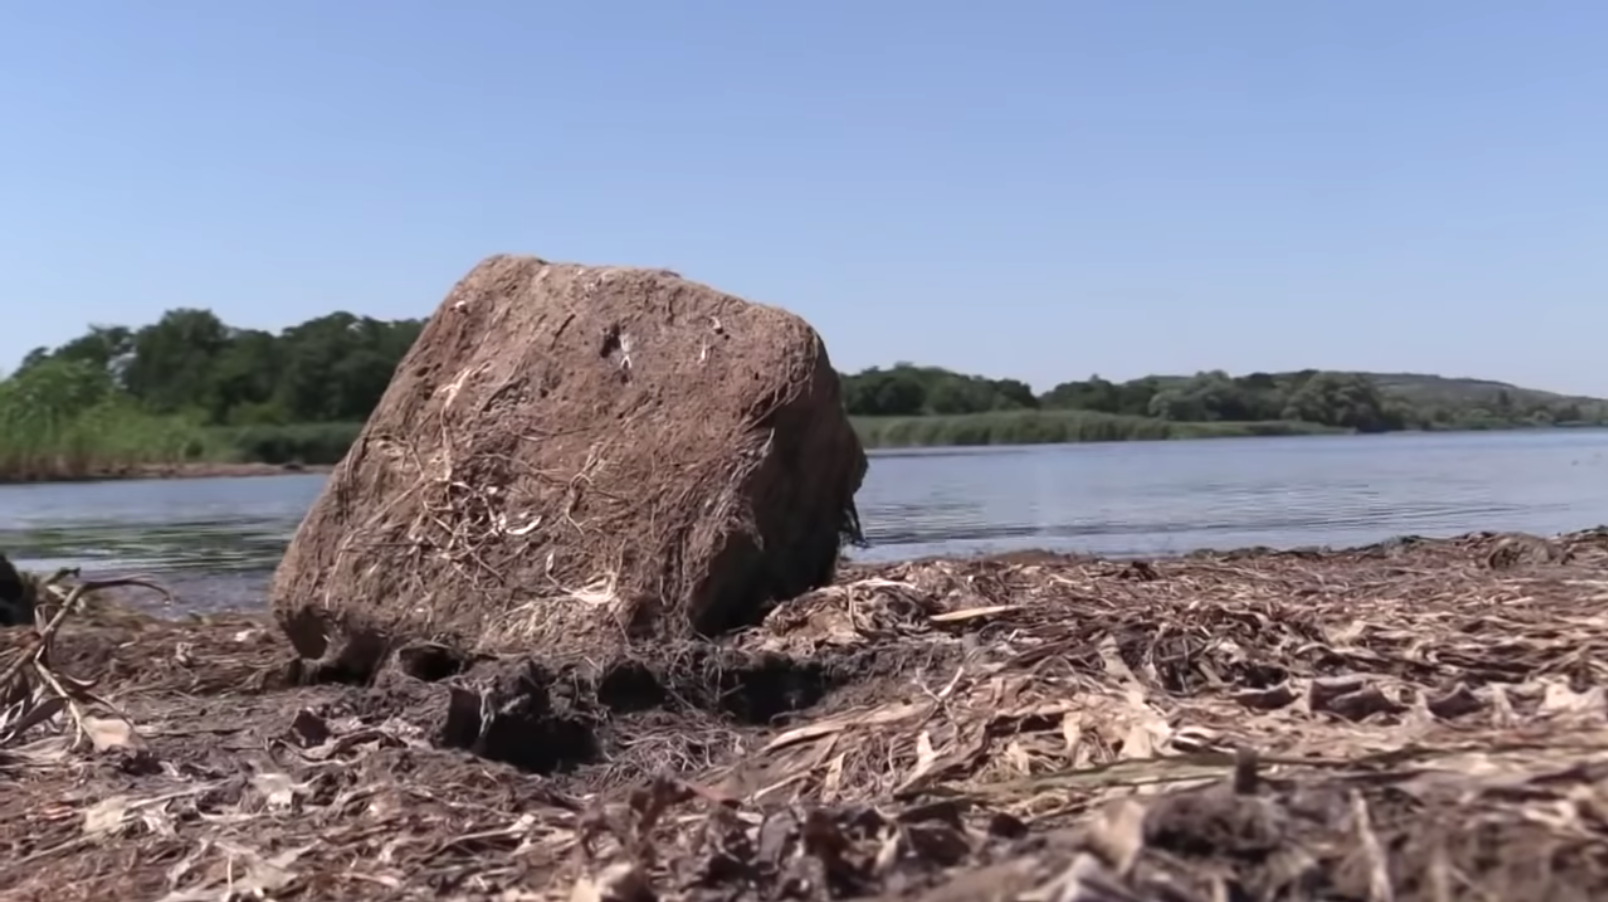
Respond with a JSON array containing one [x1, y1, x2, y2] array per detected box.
[[1346, 372, 1606, 408], [840, 362, 1608, 439], [1149, 370, 1605, 408]]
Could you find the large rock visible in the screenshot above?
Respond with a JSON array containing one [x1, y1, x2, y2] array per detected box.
[[272, 255, 867, 676]]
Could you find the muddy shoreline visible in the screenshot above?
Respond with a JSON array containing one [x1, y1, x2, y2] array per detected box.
[[5, 527, 1608, 901]]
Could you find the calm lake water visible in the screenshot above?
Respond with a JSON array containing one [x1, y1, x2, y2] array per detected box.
[[3, 429, 1607, 613]]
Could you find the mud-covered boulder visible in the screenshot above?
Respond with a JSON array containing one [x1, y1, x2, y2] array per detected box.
[[271, 255, 867, 676]]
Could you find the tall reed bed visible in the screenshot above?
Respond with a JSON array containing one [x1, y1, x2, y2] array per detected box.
[[203, 422, 362, 466], [852, 409, 1342, 449], [0, 362, 212, 482]]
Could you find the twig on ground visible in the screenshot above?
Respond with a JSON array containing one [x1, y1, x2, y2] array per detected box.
[[0, 573, 173, 753]]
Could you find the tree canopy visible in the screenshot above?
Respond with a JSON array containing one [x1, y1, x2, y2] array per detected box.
[[840, 364, 1608, 431], [11, 309, 425, 427], [8, 310, 1605, 435]]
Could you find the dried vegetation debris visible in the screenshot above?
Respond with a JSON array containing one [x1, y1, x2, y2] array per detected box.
[[0, 569, 179, 769], [5, 527, 1608, 900]]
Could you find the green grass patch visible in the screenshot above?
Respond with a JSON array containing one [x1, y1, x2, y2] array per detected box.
[[0, 401, 215, 482], [0, 358, 213, 481], [851, 410, 1344, 449], [204, 422, 364, 466]]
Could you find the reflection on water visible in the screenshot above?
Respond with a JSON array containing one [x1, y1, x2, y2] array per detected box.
[[0, 474, 328, 613], [855, 430, 1608, 560], [0, 474, 324, 574], [1, 429, 1606, 613]]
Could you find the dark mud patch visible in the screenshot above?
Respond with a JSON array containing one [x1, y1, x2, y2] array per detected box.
[[337, 639, 958, 777], [6, 600, 962, 790], [393, 641, 475, 682]]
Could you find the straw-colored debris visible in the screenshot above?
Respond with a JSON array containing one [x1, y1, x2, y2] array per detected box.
[[4, 527, 1608, 901]]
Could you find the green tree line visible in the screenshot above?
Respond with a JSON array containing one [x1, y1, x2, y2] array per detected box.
[[3, 309, 1605, 479], [13, 309, 424, 426], [842, 364, 1608, 433], [0, 309, 423, 478]]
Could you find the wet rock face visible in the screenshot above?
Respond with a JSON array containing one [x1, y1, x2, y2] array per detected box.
[[270, 254, 866, 674]]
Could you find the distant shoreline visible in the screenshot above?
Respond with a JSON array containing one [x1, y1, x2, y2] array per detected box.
[[849, 410, 1608, 449], [0, 415, 1600, 487], [0, 460, 335, 487]]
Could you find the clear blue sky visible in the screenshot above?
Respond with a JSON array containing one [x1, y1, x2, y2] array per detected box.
[[3, 2, 1605, 395]]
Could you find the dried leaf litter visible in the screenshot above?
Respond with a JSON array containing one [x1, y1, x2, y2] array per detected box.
[[3, 527, 1608, 901]]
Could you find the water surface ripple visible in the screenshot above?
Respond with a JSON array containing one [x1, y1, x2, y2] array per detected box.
[[1, 429, 1604, 613]]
